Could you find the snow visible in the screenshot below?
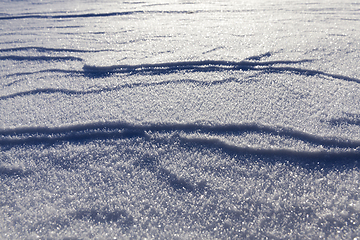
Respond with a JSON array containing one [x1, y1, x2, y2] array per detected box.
[[1, 0, 360, 239]]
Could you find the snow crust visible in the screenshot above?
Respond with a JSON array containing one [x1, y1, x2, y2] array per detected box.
[[1, 0, 360, 239]]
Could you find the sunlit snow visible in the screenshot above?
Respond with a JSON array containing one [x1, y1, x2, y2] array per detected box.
[[1, 0, 360, 239]]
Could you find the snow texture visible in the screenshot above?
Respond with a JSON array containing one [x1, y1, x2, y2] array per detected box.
[[1, 0, 360, 239]]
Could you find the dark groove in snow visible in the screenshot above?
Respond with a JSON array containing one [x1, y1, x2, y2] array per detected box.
[[82, 60, 360, 83], [245, 51, 272, 61], [2, 60, 358, 85], [82, 59, 312, 73], [0, 78, 254, 100], [1, 122, 359, 150], [0, 11, 143, 20], [178, 135, 360, 166], [1, 62, 359, 99], [0, 55, 83, 62], [0, 46, 111, 53], [266, 66, 360, 83], [134, 155, 210, 193], [3, 69, 83, 80], [0, 10, 248, 20], [0, 166, 32, 178], [329, 113, 360, 126]]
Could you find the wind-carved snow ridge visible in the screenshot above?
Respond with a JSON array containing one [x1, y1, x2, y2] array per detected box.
[[0, 10, 236, 20], [244, 51, 272, 61], [0, 165, 32, 178], [3, 69, 83, 80], [2, 55, 359, 84], [1, 122, 359, 167], [83, 59, 312, 73], [83, 60, 360, 83], [0, 55, 84, 62], [0, 78, 251, 100], [329, 113, 360, 127], [0, 47, 114, 53], [0, 11, 144, 20]]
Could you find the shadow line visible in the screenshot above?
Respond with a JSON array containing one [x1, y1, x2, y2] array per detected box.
[[0, 78, 250, 100], [1, 121, 359, 149], [0, 55, 83, 62]]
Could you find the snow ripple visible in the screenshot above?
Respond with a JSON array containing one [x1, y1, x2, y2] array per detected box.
[[83, 60, 360, 83], [0, 55, 83, 62], [0, 47, 113, 53], [0, 10, 253, 20], [1, 122, 359, 168]]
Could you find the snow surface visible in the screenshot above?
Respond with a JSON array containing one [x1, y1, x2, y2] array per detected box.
[[1, 0, 360, 239]]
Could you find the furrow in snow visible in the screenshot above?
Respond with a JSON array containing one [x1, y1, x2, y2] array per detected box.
[[82, 59, 312, 73], [0, 78, 252, 99], [82, 60, 360, 83], [0, 55, 83, 62], [1, 122, 359, 149], [0, 10, 251, 20], [0, 47, 114, 53]]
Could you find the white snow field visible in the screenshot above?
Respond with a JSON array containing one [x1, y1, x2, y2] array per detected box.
[[1, 0, 360, 239]]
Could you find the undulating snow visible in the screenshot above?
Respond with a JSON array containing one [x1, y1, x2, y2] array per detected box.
[[1, 0, 360, 239]]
